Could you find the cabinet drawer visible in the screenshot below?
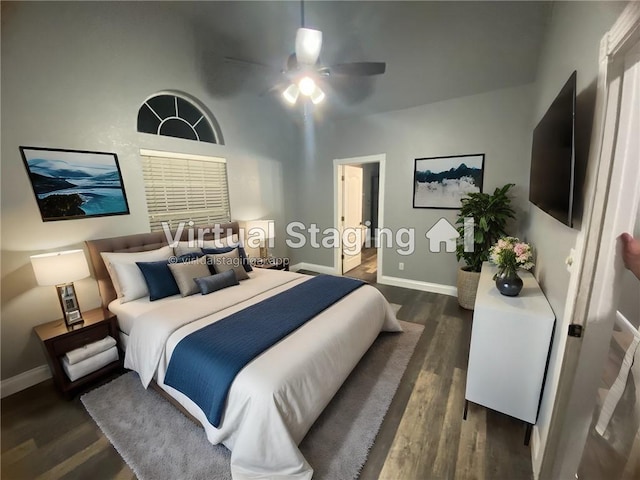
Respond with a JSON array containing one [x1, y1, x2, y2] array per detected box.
[[51, 322, 111, 356]]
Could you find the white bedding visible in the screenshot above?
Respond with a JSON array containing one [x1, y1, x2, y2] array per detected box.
[[117, 269, 401, 480]]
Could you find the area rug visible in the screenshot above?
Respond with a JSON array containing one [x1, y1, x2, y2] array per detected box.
[[81, 319, 422, 480]]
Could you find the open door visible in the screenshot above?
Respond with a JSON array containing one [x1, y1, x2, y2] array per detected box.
[[342, 164, 364, 274], [540, 9, 640, 478]]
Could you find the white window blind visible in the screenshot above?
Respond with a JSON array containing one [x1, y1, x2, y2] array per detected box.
[[141, 151, 231, 232]]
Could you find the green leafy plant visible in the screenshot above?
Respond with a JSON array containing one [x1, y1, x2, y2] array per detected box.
[[455, 184, 516, 273]]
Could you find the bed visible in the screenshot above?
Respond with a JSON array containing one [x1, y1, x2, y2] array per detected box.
[[85, 222, 401, 480]]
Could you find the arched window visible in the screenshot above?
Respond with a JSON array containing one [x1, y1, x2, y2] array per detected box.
[[137, 92, 223, 144]]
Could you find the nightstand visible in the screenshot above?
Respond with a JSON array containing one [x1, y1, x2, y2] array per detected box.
[[253, 257, 290, 271], [34, 308, 123, 398]]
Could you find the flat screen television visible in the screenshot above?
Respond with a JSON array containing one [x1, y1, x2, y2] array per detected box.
[[529, 70, 577, 228]]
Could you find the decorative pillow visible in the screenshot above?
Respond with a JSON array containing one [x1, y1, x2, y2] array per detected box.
[[136, 260, 180, 301], [202, 246, 253, 272], [101, 246, 173, 302], [176, 251, 205, 262], [194, 270, 239, 295], [168, 258, 211, 297], [173, 235, 239, 257], [173, 241, 203, 258], [205, 250, 250, 281]]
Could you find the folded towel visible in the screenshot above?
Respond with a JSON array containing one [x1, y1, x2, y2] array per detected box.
[[62, 346, 119, 382], [65, 336, 117, 365]]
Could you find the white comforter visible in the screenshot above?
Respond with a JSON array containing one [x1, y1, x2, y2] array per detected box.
[[122, 269, 401, 480]]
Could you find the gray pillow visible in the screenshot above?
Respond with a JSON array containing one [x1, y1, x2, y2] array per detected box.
[[168, 257, 211, 296], [195, 270, 239, 295], [205, 250, 250, 281]]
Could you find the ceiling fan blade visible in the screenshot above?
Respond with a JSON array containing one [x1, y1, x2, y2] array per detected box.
[[295, 28, 323, 65], [328, 62, 386, 76], [223, 56, 274, 70]]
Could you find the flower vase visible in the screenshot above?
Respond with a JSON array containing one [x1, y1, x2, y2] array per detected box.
[[495, 267, 523, 297]]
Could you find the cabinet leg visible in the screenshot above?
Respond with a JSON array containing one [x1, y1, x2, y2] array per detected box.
[[524, 423, 533, 446], [463, 399, 469, 420]]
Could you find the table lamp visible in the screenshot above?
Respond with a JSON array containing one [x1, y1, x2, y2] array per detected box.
[[246, 220, 275, 259], [30, 249, 90, 327]]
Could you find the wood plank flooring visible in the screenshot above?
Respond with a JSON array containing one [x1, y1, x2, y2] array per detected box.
[[1, 266, 533, 479]]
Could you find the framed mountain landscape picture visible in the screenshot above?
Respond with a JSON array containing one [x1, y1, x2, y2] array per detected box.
[[413, 153, 484, 209], [20, 146, 130, 221]]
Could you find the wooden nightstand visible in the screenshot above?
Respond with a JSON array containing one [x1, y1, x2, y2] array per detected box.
[[253, 257, 290, 271], [34, 308, 123, 398]]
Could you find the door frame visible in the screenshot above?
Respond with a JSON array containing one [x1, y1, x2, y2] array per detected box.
[[539, 4, 640, 478], [333, 154, 386, 281]]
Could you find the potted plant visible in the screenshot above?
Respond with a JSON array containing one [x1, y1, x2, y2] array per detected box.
[[455, 183, 516, 309]]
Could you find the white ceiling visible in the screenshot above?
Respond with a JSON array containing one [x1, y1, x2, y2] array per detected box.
[[169, 1, 551, 117]]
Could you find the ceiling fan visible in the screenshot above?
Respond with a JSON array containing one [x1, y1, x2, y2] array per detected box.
[[225, 0, 386, 105]]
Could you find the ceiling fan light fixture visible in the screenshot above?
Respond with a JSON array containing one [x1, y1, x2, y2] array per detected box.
[[298, 76, 316, 96], [310, 86, 325, 104], [295, 28, 323, 65], [282, 84, 299, 104]]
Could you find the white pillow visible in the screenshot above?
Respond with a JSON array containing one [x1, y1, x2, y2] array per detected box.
[[173, 235, 240, 257], [101, 246, 173, 303]]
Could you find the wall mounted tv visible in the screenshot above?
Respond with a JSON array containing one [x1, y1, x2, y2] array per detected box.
[[529, 70, 577, 228]]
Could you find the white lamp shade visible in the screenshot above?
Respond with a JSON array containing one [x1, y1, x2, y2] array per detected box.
[[295, 28, 322, 65], [282, 84, 299, 104], [246, 220, 275, 241], [310, 85, 325, 104], [30, 249, 90, 286]]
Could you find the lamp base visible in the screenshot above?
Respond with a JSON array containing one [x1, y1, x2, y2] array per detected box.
[[55, 283, 84, 328], [259, 246, 269, 259]]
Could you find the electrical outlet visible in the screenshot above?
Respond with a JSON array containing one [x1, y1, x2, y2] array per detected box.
[[399, 262, 404, 271]]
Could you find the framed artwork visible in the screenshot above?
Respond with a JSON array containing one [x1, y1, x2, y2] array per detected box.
[[413, 153, 485, 209], [20, 146, 130, 222]]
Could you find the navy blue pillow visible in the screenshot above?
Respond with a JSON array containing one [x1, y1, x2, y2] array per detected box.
[[176, 252, 204, 262], [136, 260, 180, 301], [201, 246, 253, 272], [194, 269, 239, 295]]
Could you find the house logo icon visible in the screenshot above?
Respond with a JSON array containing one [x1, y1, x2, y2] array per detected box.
[[425, 218, 459, 253], [425, 217, 475, 253]]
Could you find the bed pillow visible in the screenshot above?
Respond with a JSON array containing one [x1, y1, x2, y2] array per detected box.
[[173, 241, 203, 258], [101, 246, 173, 302], [136, 260, 180, 301], [202, 246, 253, 272], [173, 235, 239, 257], [175, 251, 205, 262], [194, 270, 239, 295], [168, 258, 211, 297], [205, 250, 250, 281]]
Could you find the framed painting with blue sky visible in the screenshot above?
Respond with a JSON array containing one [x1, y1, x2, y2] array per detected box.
[[413, 153, 484, 209], [20, 146, 130, 221]]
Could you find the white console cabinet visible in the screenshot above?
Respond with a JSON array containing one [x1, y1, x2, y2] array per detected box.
[[464, 262, 555, 442]]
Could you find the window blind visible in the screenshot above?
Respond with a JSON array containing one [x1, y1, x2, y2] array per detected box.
[[141, 153, 231, 232]]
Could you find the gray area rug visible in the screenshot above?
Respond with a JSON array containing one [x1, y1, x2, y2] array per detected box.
[[81, 319, 422, 480]]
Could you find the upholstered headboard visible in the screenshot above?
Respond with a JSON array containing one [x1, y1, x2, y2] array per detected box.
[[86, 222, 240, 308]]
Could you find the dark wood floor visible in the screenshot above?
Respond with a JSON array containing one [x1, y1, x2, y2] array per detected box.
[[1, 266, 533, 480]]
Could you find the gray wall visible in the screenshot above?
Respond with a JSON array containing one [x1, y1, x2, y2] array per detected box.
[[290, 84, 535, 286], [1, 2, 297, 380], [523, 0, 628, 473]]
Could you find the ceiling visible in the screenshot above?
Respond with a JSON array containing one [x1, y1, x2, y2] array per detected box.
[[169, 1, 551, 118]]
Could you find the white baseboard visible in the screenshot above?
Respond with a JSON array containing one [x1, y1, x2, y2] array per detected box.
[[531, 425, 541, 479], [378, 274, 457, 297], [289, 262, 339, 276], [1, 365, 51, 398]]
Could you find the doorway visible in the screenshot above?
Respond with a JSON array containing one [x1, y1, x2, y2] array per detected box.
[[334, 154, 386, 283], [540, 12, 640, 479]]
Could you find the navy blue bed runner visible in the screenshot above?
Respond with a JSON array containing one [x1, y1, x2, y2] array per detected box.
[[164, 275, 365, 427]]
